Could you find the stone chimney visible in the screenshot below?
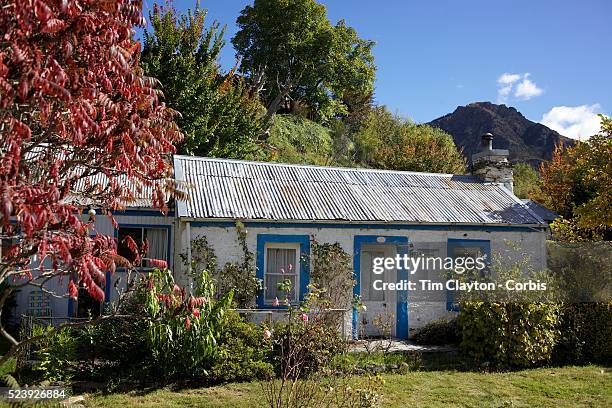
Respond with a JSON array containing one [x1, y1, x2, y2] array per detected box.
[[471, 133, 514, 192]]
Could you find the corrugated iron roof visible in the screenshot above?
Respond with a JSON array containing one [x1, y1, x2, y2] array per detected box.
[[521, 200, 559, 223], [72, 172, 159, 208], [174, 156, 545, 226], [25, 146, 165, 208]]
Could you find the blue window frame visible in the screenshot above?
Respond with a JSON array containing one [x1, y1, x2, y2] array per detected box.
[[446, 239, 491, 311], [256, 234, 310, 308]]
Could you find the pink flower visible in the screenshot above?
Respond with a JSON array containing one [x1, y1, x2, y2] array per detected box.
[[288, 263, 293, 272], [300, 313, 308, 323], [272, 297, 280, 307], [185, 317, 191, 330], [193, 308, 200, 318], [263, 329, 272, 340], [280, 267, 285, 274]]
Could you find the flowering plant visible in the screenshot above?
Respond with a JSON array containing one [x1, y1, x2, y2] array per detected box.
[[142, 268, 233, 379]]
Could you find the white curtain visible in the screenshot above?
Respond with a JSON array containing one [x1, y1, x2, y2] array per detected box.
[[265, 248, 297, 301], [145, 228, 167, 266]]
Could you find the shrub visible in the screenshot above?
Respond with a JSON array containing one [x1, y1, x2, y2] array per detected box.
[[76, 268, 234, 382], [143, 269, 233, 380], [554, 302, 612, 364], [76, 303, 150, 380], [181, 223, 262, 308], [265, 285, 347, 379], [412, 318, 460, 346], [32, 326, 77, 382], [310, 241, 354, 309], [269, 319, 345, 376], [460, 301, 560, 368], [210, 311, 273, 383]]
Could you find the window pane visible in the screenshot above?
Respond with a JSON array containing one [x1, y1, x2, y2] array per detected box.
[[144, 228, 168, 267], [1, 238, 13, 263], [117, 227, 142, 264], [361, 250, 384, 301], [266, 274, 296, 301], [265, 247, 297, 302], [452, 246, 486, 273]]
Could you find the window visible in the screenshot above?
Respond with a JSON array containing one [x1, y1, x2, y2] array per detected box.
[[360, 249, 385, 301], [447, 239, 490, 311], [76, 287, 102, 318], [117, 226, 168, 268], [264, 244, 299, 304], [28, 291, 52, 317]]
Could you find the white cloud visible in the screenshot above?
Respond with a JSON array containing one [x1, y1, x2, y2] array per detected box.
[[496, 72, 543, 103], [541, 104, 603, 140], [497, 73, 521, 85], [497, 84, 513, 103], [514, 74, 543, 100]]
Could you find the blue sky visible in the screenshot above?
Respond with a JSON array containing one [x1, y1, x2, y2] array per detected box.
[[140, 0, 611, 139]]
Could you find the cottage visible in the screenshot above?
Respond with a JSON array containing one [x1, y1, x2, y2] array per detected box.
[[13, 134, 547, 340], [172, 134, 547, 339]]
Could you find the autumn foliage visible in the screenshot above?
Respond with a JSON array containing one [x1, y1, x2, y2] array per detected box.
[[0, 0, 182, 316], [534, 115, 611, 241]]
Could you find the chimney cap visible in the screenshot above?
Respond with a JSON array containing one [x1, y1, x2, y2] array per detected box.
[[481, 132, 494, 151]]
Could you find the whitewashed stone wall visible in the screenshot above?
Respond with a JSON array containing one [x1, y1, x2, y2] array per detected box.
[[179, 222, 547, 338]]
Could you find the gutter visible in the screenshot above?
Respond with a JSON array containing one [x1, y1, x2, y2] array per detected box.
[[174, 217, 547, 230]]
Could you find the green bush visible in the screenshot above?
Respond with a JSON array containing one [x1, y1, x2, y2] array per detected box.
[[142, 269, 233, 380], [268, 115, 333, 165], [76, 311, 150, 380], [32, 326, 78, 382], [269, 320, 345, 376], [554, 302, 612, 364], [412, 318, 460, 346], [210, 311, 273, 383], [459, 301, 560, 368]]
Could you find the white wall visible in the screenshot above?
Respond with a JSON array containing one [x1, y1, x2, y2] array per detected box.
[[13, 215, 545, 335], [179, 222, 547, 338]]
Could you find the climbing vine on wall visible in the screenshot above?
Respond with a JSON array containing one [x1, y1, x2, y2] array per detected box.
[[181, 222, 261, 308], [310, 241, 354, 309]]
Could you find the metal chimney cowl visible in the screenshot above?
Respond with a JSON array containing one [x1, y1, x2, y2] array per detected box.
[[471, 133, 514, 193]]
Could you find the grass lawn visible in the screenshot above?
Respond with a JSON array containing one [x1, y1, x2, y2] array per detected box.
[[85, 365, 611, 408]]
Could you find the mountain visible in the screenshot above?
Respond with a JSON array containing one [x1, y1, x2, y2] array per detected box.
[[427, 102, 573, 165]]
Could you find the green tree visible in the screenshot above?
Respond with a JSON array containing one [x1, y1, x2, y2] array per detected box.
[[268, 115, 333, 165], [534, 115, 612, 241], [354, 107, 466, 174], [142, 2, 264, 158], [232, 0, 376, 126], [513, 162, 540, 199]]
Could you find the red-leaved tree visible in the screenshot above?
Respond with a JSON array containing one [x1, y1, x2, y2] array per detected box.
[[0, 0, 182, 357]]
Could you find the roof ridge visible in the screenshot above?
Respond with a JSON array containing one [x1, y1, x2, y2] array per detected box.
[[173, 154, 466, 179]]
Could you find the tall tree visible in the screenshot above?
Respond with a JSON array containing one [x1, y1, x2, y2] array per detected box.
[[0, 0, 180, 358], [142, 2, 264, 158], [232, 0, 375, 127], [534, 115, 612, 241], [513, 162, 540, 199], [354, 107, 466, 174]]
